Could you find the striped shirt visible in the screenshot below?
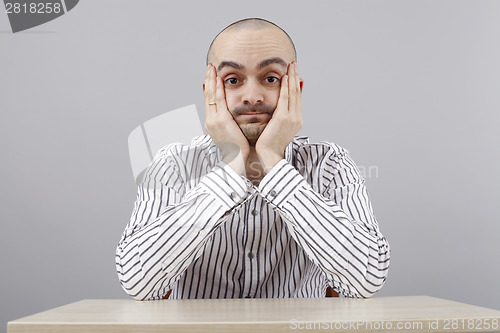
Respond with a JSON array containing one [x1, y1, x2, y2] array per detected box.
[[116, 135, 390, 300]]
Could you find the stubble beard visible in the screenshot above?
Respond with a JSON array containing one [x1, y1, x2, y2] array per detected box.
[[239, 123, 268, 146], [231, 103, 275, 146]]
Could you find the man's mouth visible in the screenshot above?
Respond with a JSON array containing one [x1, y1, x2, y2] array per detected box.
[[236, 112, 271, 123], [240, 112, 267, 115], [233, 105, 275, 115]]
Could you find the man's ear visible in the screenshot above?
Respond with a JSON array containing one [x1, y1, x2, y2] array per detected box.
[[299, 78, 304, 93]]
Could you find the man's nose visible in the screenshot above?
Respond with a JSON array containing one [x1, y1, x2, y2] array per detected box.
[[242, 80, 264, 105]]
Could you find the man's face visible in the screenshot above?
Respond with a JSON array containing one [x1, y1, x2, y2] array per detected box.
[[209, 28, 300, 144]]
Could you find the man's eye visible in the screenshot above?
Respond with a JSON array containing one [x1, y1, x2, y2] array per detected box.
[[225, 78, 239, 85], [265, 76, 279, 84]]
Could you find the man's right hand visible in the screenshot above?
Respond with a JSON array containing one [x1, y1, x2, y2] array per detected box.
[[203, 64, 249, 176]]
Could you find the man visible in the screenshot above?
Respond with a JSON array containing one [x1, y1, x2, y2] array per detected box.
[[116, 18, 390, 300]]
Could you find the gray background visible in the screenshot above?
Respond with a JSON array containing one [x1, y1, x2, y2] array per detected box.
[[1, 0, 499, 330]]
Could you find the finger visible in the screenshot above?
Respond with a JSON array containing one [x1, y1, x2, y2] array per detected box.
[[203, 65, 211, 101], [287, 63, 298, 111], [204, 65, 217, 114], [203, 65, 212, 96], [276, 74, 289, 114], [215, 75, 230, 115], [293, 63, 302, 115], [286, 61, 293, 76]]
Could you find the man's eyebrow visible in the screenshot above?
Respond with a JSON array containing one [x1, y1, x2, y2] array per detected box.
[[257, 57, 288, 70], [217, 58, 288, 72], [217, 61, 244, 72]]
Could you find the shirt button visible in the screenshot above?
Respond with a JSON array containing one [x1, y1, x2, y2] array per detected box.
[[251, 209, 258, 216], [247, 252, 255, 259], [269, 190, 277, 197], [304, 226, 313, 234], [230, 192, 237, 200]]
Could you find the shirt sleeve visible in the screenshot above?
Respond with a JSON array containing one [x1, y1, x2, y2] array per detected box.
[[115, 145, 252, 300], [257, 146, 390, 298]]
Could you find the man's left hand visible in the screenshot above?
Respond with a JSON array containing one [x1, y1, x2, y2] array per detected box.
[[255, 62, 303, 172]]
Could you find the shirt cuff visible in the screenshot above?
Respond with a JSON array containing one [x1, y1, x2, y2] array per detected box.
[[200, 161, 251, 210], [258, 159, 307, 208]]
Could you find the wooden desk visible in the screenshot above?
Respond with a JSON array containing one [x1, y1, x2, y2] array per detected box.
[[8, 296, 500, 332]]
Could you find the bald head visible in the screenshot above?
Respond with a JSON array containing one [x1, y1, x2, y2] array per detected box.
[[206, 18, 297, 65]]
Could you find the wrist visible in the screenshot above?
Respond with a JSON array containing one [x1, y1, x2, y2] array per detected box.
[[256, 149, 284, 173], [223, 151, 247, 177]]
